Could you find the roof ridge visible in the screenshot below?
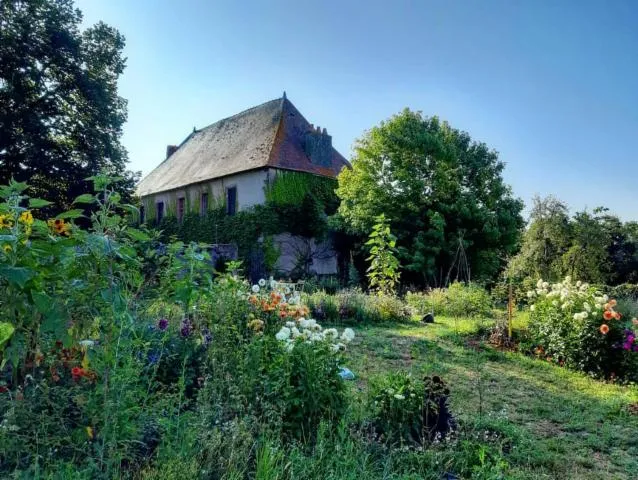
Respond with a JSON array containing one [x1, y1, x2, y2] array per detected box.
[[198, 96, 284, 132]]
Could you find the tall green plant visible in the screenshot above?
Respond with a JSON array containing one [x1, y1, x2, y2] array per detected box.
[[365, 214, 401, 295]]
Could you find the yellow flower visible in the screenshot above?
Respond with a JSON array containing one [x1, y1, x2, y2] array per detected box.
[[0, 214, 13, 229], [2, 244, 11, 253], [48, 218, 71, 236], [19, 210, 33, 226]]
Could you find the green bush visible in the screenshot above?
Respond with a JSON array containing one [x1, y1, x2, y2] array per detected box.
[[527, 277, 638, 379], [304, 290, 411, 323], [406, 282, 493, 318], [369, 371, 454, 445]]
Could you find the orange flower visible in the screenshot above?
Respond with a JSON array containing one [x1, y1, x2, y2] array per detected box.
[[599, 324, 610, 335], [609, 299, 617, 308], [604, 303, 611, 311], [603, 310, 614, 321], [248, 295, 258, 305], [614, 311, 622, 320]]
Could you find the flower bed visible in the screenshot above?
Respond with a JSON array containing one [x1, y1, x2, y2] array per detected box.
[[527, 277, 638, 379]]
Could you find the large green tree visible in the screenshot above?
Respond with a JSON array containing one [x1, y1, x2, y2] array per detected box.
[[0, 0, 137, 212], [508, 197, 638, 285], [336, 109, 524, 286]]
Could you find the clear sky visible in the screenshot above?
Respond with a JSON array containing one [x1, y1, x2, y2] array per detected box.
[[77, 0, 638, 220]]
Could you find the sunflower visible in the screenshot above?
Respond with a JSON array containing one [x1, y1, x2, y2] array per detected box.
[[2, 244, 11, 254], [0, 214, 13, 229], [48, 218, 71, 236], [599, 324, 610, 335], [19, 210, 33, 226]]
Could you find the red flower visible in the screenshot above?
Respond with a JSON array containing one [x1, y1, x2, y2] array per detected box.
[[0, 385, 8, 393], [71, 367, 84, 378], [603, 310, 614, 321]]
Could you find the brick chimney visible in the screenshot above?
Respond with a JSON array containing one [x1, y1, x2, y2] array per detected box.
[[304, 126, 332, 167], [166, 145, 178, 159]]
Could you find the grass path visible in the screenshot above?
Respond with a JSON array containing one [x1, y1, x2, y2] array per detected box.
[[344, 316, 638, 479]]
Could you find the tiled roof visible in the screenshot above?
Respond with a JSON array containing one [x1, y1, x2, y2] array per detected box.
[[136, 96, 349, 197]]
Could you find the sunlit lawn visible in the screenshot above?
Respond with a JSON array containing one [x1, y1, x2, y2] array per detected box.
[[343, 315, 638, 479]]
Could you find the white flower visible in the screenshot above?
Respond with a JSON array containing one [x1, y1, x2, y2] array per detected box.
[[285, 340, 294, 352], [251, 285, 260, 293], [331, 343, 346, 352], [527, 291, 535, 298], [275, 327, 291, 341], [299, 318, 317, 330], [576, 281, 582, 287], [341, 328, 355, 343], [582, 311, 588, 319], [537, 279, 544, 288], [270, 280, 277, 289], [323, 328, 339, 340], [594, 303, 602, 310], [542, 282, 549, 289], [530, 305, 535, 312], [258, 278, 266, 287], [310, 332, 323, 342], [284, 287, 291, 294], [291, 327, 301, 338], [573, 313, 580, 320], [79, 340, 95, 348], [603, 294, 609, 302], [583, 302, 591, 312], [552, 300, 558, 307], [393, 394, 405, 400], [285, 321, 296, 328]]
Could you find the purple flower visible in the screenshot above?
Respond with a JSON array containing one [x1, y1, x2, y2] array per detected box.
[[158, 318, 169, 331], [180, 319, 192, 337]]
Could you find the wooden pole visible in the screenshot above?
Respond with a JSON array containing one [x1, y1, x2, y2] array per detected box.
[[508, 280, 513, 339]]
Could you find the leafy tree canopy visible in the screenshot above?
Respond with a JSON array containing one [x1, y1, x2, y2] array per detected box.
[[508, 196, 638, 286], [0, 0, 138, 214], [336, 109, 524, 286]]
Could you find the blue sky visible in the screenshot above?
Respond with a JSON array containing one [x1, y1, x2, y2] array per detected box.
[[78, 0, 638, 220]]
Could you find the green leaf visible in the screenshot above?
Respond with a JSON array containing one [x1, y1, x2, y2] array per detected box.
[[29, 198, 53, 208], [73, 194, 96, 204], [0, 266, 35, 287], [0, 322, 15, 348], [32, 292, 53, 315], [55, 209, 85, 220], [126, 227, 150, 242]]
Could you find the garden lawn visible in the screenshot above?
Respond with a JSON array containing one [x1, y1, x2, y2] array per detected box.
[[344, 315, 638, 479]]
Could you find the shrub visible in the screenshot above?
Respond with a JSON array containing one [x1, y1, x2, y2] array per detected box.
[[527, 277, 638, 379], [369, 371, 455, 445], [304, 290, 411, 324], [406, 282, 493, 318]]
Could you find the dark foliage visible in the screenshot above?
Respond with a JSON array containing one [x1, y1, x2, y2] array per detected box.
[[0, 0, 139, 214]]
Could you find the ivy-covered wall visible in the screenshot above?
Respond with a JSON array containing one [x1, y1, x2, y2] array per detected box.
[[144, 169, 341, 279]]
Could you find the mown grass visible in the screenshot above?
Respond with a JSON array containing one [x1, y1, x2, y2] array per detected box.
[[342, 314, 638, 479]]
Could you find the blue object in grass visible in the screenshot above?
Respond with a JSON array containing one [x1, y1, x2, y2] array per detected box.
[[338, 367, 355, 380]]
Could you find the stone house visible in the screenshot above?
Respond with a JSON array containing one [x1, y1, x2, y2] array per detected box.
[[136, 94, 349, 275]]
